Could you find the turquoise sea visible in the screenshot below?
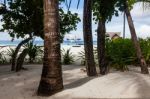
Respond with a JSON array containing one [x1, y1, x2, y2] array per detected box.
[[0, 40, 97, 46]]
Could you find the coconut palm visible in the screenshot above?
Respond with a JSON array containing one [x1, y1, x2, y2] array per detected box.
[[65, 0, 97, 76], [83, 0, 97, 76], [37, 0, 63, 96], [92, 0, 119, 75], [124, 0, 149, 74]]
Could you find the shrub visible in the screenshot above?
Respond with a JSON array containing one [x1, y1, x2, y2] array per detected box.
[[139, 38, 150, 64], [0, 51, 7, 64], [24, 41, 43, 63], [78, 38, 150, 71], [62, 49, 74, 65], [77, 50, 86, 65], [5, 47, 15, 63], [77, 48, 98, 66], [105, 38, 136, 71]]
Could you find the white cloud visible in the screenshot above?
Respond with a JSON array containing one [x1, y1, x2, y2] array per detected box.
[[131, 2, 150, 18], [137, 25, 150, 38], [106, 2, 150, 39]]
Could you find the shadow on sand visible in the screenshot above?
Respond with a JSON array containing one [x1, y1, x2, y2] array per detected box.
[[64, 76, 95, 89]]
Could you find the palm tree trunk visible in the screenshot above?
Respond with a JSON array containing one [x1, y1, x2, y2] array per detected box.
[[123, 12, 126, 39], [37, 0, 63, 96], [97, 20, 108, 75], [11, 37, 32, 71], [16, 48, 28, 72], [125, 1, 149, 74], [83, 0, 97, 76]]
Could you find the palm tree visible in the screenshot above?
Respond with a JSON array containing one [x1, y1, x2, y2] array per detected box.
[[83, 0, 97, 76], [97, 20, 108, 75], [37, 0, 63, 96], [124, 0, 149, 74], [95, 0, 117, 75]]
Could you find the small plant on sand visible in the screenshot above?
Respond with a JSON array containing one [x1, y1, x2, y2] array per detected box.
[[5, 47, 15, 63], [78, 49, 98, 66], [0, 51, 7, 64], [24, 41, 43, 63], [110, 58, 129, 71], [35, 48, 44, 64], [62, 49, 74, 65], [77, 51, 86, 65]]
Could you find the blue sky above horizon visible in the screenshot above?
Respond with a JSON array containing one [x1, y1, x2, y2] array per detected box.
[[0, 1, 150, 41]]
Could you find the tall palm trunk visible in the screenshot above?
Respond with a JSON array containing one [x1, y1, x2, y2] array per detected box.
[[123, 12, 126, 39], [125, 1, 149, 74], [97, 20, 108, 75], [37, 0, 63, 96], [83, 0, 97, 76]]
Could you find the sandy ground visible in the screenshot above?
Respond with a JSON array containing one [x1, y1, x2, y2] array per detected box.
[[1, 65, 150, 99]]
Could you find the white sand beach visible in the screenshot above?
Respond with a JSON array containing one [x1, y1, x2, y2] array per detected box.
[[1, 64, 150, 99]]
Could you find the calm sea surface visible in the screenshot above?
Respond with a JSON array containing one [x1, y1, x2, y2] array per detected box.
[[0, 40, 97, 46]]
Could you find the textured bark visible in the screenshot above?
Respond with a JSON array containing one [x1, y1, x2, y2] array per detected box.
[[123, 12, 126, 39], [97, 20, 108, 75], [125, 1, 149, 74], [16, 49, 28, 72], [83, 0, 97, 76], [11, 37, 32, 71], [29, 58, 33, 63], [37, 0, 63, 96]]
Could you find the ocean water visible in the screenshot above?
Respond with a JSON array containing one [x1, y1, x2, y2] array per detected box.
[[0, 40, 97, 46]]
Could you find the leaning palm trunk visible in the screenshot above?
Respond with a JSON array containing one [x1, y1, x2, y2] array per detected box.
[[11, 37, 32, 71], [16, 48, 28, 72], [97, 20, 108, 75], [37, 0, 63, 96], [125, 1, 149, 74], [83, 0, 97, 76]]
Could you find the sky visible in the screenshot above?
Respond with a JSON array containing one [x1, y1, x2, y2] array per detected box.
[[63, 1, 150, 41], [0, 1, 150, 41]]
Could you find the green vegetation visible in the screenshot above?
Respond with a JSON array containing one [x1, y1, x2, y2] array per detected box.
[[5, 39, 148, 72], [77, 38, 150, 71], [62, 49, 74, 65], [1, 0, 80, 41], [77, 51, 86, 65], [0, 51, 7, 64], [106, 38, 135, 71], [77, 48, 98, 66], [24, 41, 43, 63], [106, 38, 150, 71], [140, 38, 150, 64], [0, 0, 80, 71]]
